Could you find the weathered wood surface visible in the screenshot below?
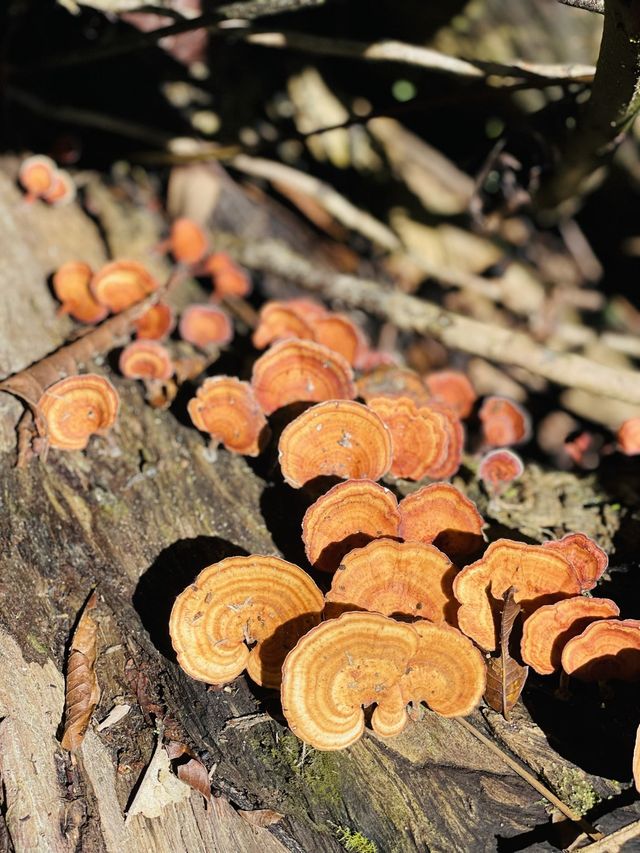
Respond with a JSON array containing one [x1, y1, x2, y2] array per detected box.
[[0, 158, 636, 853]]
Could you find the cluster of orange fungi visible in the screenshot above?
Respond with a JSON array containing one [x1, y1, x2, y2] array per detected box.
[[18, 154, 76, 206]]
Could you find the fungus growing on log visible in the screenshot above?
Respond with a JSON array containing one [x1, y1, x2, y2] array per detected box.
[[398, 483, 485, 565], [286, 298, 328, 323], [479, 396, 531, 447], [478, 448, 524, 496], [617, 418, 640, 455], [251, 339, 355, 416], [252, 302, 314, 349], [325, 539, 457, 623], [424, 370, 477, 419], [134, 302, 175, 340], [421, 402, 464, 480], [543, 532, 608, 592], [520, 597, 620, 675], [302, 479, 400, 572], [561, 619, 640, 682], [119, 340, 174, 381], [18, 154, 56, 202], [169, 555, 324, 689], [170, 218, 208, 265], [453, 539, 581, 651], [42, 169, 76, 207], [188, 376, 269, 456], [91, 260, 159, 313], [37, 374, 119, 451], [278, 399, 392, 488], [205, 252, 252, 300], [178, 304, 233, 349], [52, 261, 108, 325], [357, 366, 430, 406], [309, 314, 362, 365]]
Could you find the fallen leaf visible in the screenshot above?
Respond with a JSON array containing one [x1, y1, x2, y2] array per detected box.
[[60, 591, 100, 751], [166, 741, 211, 803], [96, 703, 131, 732], [126, 737, 191, 821], [484, 587, 528, 720], [238, 808, 285, 828]]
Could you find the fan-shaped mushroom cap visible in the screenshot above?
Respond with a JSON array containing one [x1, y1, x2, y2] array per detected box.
[[52, 261, 108, 324], [252, 302, 314, 349], [367, 396, 448, 481], [134, 302, 175, 340], [278, 400, 393, 489], [634, 725, 640, 793], [561, 619, 640, 681], [400, 621, 486, 717], [91, 260, 159, 313], [18, 154, 56, 201], [205, 253, 252, 300], [543, 533, 608, 592], [251, 339, 355, 416], [37, 374, 119, 451], [42, 169, 76, 207], [170, 218, 208, 265], [310, 314, 362, 365], [521, 596, 620, 675], [478, 449, 524, 494], [399, 483, 485, 565], [357, 367, 430, 406], [617, 418, 640, 455], [178, 304, 233, 349], [286, 298, 328, 323], [325, 539, 457, 623], [119, 340, 174, 381], [453, 540, 581, 651], [425, 370, 477, 419], [421, 402, 464, 480], [169, 555, 324, 689], [281, 611, 419, 750], [187, 376, 269, 456], [479, 396, 531, 447], [302, 479, 400, 572]]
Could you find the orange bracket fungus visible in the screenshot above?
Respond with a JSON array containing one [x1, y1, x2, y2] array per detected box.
[[617, 417, 640, 455], [285, 298, 328, 323], [543, 532, 608, 592], [309, 314, 362, 365], [169, 218, 208, 265], [357, 366, 431, 406], [252, 302, 315, 350], [91, 260, 159, 313], [52, 261, 108, 325], [325, 539, 457, 624], [453, 539, 581, 651], [478, 448, 524, 496], [278, 399, 393, 488], [42, 169, 76, 207], [37, 374, 119, 451], [421, 402, 465, 480], [119, 340, 174, 381], [178, 304, 233, 350], [205, 252, 252, 300], [169, 555, 324, 689], [18, 154, 56, 202], [251, 339, 355, 416], [561, 619, 640, 681], [301, 479, 400, 572], [424, 370, 477, 419], [479, 396, 531, 447], [187, 376, 269, 456], [134, 302, 175, 340], [521, 597, 620, 676], [398, 483, 485, 565]]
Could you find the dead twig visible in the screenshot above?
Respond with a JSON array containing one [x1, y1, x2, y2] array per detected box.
[[557, 0, 604, 13]]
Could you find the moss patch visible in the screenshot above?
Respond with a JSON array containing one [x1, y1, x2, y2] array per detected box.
[[332, 823, 378, 853], [552, 767, 600, 816]]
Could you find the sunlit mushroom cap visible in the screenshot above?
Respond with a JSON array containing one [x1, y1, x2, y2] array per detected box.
[[37, 374, 119, 451], [278, 400, 393, 489], [187, 376, 269, 456], [617, 418, 640, 455], [302, 479, 400, 572], [422, 402, 465, 480], [561, 619, 640, 682], [479, 396, 531, 447], [478, 448, 524, 494], [634, 725, 640, 794], [134, 302, 175, 340], [52, 261, 108, 324], [178, 304, 233, 349], [543, 533, 608, 592], [425, 370, 477, 419], [91, 260, 159, 313], [169, 555, 324, 689], [398, 483, 485, 565], [42, 169, 76, 207], [205, 252, 252, 300], [119, 340, 174, 381], [18, 154, 56, 200], [286, 298, 328, 323], [325, 539, 457, 624], [453, 539, 581, 651], [368, 396, 448, 481], [357, 367, 431, 406], [281, 611, 419, 750], [252, 302, 315, 350], [400, 621, 486, 717], [310, 314, 362, 365], [251, 339, 355, 416], [521, 597, 620, 676], [170, 218, 208, 265]]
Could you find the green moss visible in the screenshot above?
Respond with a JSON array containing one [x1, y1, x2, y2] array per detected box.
[[553, 768, 600, 816], [332, 824, 378, 853], [26, 633, 48, 655]]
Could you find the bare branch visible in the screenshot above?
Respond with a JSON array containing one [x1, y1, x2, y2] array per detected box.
[[557, 0, 604, 13]]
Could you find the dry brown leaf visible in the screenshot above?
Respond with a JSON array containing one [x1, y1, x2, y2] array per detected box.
[[126, 737, 191, 821], [238, 808, 285, 828], [60, 592, 100, 751], [484, 587, 528, 720], [166, 740, 211, 803]]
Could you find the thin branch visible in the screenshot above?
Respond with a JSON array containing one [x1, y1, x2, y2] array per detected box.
[[577, 819, 640, 851], [219, 236, 640, 406], [557, 0, 604, 13]]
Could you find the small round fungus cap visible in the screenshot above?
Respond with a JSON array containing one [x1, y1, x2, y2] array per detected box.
[[205, 252, 252, 300], [398, 483, 485, 565], [91, 260, 159, 313], [479, 396, 531, 447], [169, 555, 324, 689], [18, 154, 56, 201], [425, 370, 477, 419], [309, 314, 362, 365], [478, 448, 524, 495], [325, 539, 457, 623], [453, 539, 581, 651], [187, 376, 269, 456], [357, 367, 430, 406], [543, 532, 608, 592], [37, 374, 119, 451], [521, 596, 620, 675], [170, 218, 208, 265], [178, 304, 233, 349], [251, 339, 355, 416], [281, 611, 419, 750], [42, 169, 76, 207], [617, 418, 640, 455], [119, 340, 174, 381], [134, 302, 175, 340], [52, 261, 108, 325], [400, 621, 486, 718], [252, 302, 315, 349], [278, 400, 393, 488], [302, 479, 400, 572], [561, 619, 640, 681]]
